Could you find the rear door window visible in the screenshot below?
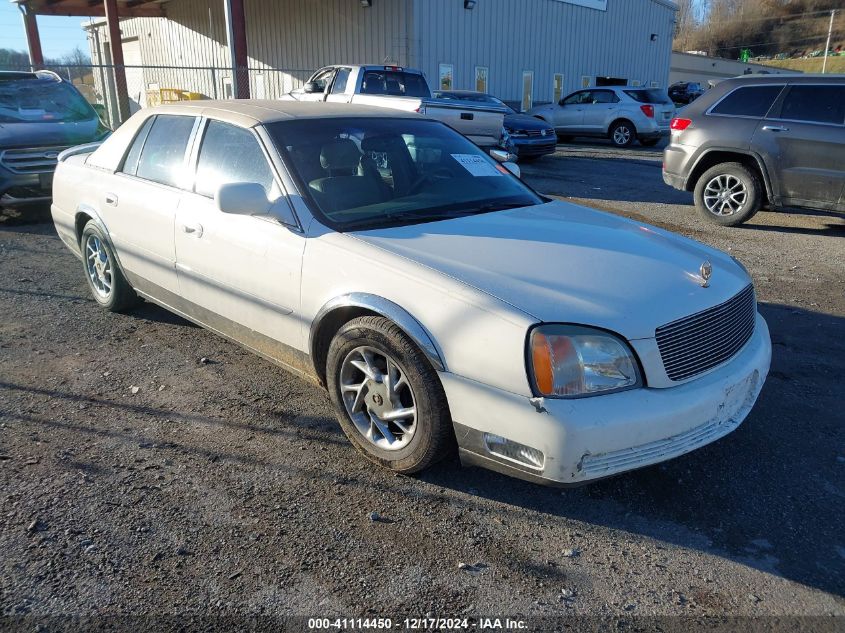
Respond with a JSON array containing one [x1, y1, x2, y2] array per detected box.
[[135, 115, 196, 188], [592, 90, 619, 104], [710, 85, 784, 118], [121, 116, 155, 176], [778, 85, 845, 125]]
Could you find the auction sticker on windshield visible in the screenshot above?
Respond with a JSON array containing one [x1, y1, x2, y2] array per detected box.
[[451, 154, 503, 177]]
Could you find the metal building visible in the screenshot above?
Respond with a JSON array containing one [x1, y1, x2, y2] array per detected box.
[[13, 0, 676, 125]]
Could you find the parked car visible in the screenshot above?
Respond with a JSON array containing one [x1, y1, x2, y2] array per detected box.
[[0, 70, 109, 209], [528, 86, 675, 147], [51, 101, 771, 486], [663, 75, 845, 226], [283, 65, 506, 150], [669, 81, 705, 105], [433, 90, 556, 162]]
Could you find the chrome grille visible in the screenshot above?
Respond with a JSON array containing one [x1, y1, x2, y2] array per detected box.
[[0, 146, 68, 174], [656, 284, 756, 382]]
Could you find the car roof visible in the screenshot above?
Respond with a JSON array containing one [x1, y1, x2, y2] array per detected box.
[[140, 99, 427, 128], [0, 69, 62, 82], [720, 73, 845, 86]]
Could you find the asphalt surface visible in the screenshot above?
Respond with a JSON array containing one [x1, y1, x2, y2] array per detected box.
[[1, 141, 843, 630]]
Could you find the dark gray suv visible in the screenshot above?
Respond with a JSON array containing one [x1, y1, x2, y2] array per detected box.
[[662, 75, 845, 226]]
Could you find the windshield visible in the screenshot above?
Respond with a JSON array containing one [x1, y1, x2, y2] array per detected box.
[[434, 91, 515, 113], [623, 89, 672, 105], [360, 71, 430, 98], [0, 78, 97, 123], [267, 118, 542, 231]]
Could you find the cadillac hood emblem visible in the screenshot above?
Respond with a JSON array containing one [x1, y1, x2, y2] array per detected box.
[[699, 260, 713, 287]]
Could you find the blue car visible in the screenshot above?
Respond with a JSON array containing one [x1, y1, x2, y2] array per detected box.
[[0, 70, 109, 209], [433, 90, 556, 162]]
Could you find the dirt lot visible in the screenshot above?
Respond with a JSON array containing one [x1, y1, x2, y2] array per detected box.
[[1, 143, 843, 630]]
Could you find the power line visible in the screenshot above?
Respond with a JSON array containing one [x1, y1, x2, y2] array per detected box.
[[701, 9, 837, 27]]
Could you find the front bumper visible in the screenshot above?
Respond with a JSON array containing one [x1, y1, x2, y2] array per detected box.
[[443, 313, 771, 486], [0, 166, 54, 208], [511, 136, 557, 158]]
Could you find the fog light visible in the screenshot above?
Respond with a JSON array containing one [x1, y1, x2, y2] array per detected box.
[[483, 433, 545, 470]]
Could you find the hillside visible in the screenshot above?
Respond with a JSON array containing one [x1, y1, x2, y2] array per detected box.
[[759, 56, 845, 73]]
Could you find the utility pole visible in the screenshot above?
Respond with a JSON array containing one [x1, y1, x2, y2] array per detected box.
[[822, 10, 835, 74]]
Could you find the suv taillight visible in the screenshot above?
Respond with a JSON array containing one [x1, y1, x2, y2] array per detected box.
[[670, 117, 692, 131], [640, 105, 654, 118]]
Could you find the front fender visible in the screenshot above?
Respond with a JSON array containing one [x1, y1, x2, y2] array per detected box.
[[310, 292, 446, 373]]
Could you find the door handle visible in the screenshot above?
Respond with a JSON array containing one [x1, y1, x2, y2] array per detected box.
[[104, 193, 118, 206], [762, 125, 789, 132], [460, 112, 474, 120], [181, 223, 203, 237]]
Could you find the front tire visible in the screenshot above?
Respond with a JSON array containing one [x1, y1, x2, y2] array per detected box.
[[609, 120, 636, 147], [694, 162, 762, 226], [80, 221, 138, 312], [326, 316, 453, 474]]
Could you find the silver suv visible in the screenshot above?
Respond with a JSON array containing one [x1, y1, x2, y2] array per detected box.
[[663, 75, 845, 226], [528, 86, 675, 147]]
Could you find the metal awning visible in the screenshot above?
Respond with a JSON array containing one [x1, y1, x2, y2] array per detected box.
[[11, 0, 167, 18]]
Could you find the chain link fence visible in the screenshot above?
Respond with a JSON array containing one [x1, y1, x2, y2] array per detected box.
[[1, 63, 313, 128]]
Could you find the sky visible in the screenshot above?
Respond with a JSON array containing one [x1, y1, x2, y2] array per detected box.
[[0, 2, 91, 59]]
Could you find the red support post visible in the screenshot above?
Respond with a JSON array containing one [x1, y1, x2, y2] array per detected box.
[[20, 6, 44, 69], [224, 0, 250, 98], [104, 0, 131, 124]]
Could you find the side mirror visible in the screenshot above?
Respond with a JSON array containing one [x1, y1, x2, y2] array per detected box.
[[503, 162, 521, 179], [303, 81, 321, 94], [215, 182, 271, 216], [558, 99, 566, 106], [490, 148, 518, 164]]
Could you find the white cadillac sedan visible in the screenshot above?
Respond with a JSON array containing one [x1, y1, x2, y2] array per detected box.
[[51, 101, 771, 486]]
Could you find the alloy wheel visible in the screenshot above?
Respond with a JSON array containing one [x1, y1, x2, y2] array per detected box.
[[339, 346, 417, 451], [85, 234, 113, 298], [703, 174, 748, 216], [612, 125, 631, 146]]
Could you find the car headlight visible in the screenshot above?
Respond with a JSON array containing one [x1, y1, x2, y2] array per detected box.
[[528, 325, 642, 398]]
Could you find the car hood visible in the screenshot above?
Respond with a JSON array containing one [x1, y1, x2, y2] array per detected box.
[[350, 200, 751, 340], [504, 113, 553, 132], [0, 119, 101, 149]]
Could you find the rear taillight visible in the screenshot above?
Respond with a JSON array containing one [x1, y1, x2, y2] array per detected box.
[[640, 105, 654, 118], [670, 117, 692, 131]]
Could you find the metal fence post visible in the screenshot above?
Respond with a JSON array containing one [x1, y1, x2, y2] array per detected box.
[[211, 67, 218, 99]]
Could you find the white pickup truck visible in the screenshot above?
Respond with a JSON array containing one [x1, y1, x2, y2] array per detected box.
[[283, 65, 507, 149]]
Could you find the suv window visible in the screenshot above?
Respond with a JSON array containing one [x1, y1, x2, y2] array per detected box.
[[624, 89, 671, 104], [135, 115, 196, 187], [710, 85, 783, 118], [591, 90, 619, 104], [778, 85, 845, 125], [563, 91, 589, 106], [121, 116, 155, 176], [194, 120, 275, 198]]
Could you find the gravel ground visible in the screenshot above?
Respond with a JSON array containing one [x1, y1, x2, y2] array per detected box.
[[1, 143, 843, 631]]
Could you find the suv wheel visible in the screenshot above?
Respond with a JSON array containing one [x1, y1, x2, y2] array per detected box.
[[694, 162, 762, 226], [609, 121, 635, 147]]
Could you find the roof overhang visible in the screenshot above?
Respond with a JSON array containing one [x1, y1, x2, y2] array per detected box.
[[11, 0, 168, 18]]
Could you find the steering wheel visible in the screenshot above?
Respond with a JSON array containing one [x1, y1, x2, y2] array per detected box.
[[407, 167, 454, 194]]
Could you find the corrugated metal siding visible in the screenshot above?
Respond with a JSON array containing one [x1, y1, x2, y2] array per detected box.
[[90, 0, 412, 103], [413, 0, 675, 106]]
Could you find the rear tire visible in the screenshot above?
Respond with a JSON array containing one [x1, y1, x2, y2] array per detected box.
[[80, 221, 139, 312], [694, 162, 762, 227], [609, 120, 636, 147], [326, 316, 454, 474]]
